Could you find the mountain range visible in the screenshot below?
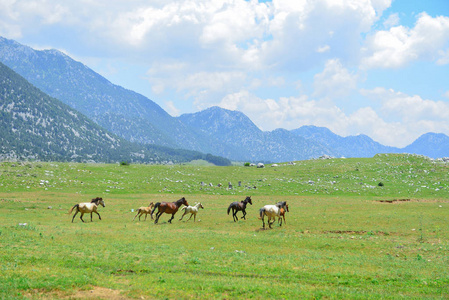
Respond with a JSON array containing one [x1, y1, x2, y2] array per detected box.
[[1, 36, 448, 162], [0, 61, 231, 165]]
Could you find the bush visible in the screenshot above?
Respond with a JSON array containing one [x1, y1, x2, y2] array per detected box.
[[378, 182, 384, 187], [120, 161, 130, 166], [244, 162, 250, 167]]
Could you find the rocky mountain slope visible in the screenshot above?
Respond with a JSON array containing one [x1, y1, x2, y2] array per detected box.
[[0, 62, 229, 164], [0, 36, 209, 152]]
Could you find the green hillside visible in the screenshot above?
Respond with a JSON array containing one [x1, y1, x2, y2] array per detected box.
[[0, 154, 448, 299]]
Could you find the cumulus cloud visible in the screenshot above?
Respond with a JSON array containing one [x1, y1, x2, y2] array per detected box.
[[218, 90, 348, 132], [362, 12, 449, 69], [313, 59, 358, 99], [360, 87, 449, 145], [383, 13, 400, 28]]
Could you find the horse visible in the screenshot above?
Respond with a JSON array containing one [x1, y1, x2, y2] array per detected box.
[[259, 201, 288, 229], [227, 196, 252, 222], [179, 202, 204, 222], [151, 197, 189, 224], [133, 202, 155, 221], [68, 197, 105, 223], [278, 204, 289, 226]]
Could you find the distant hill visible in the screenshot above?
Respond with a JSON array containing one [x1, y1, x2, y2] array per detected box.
[[0, 62, 230, 165], [292, 125, 399, 158], [178, 106, 338, 161], [403, 133, 449, 159]]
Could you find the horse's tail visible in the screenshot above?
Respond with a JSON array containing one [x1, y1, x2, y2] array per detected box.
[[259, 208, 265, 219], [68, 204, 79, 215], [227, 204, 232, 215], [151, 202, 160, 215]]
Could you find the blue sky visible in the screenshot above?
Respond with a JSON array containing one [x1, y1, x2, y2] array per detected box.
[[1, 0, 449, 147]]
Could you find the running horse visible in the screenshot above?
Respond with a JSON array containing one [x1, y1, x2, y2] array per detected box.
[[179, 202, 204, 222], [227, 196, 252, 222], [259, 201, 288, 229], [68, 197, 105, 223], [133, 202, 155, 221], [151, 197, 189, 224]]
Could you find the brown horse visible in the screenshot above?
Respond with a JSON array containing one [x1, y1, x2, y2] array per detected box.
[[151, 197, 189, 224], [227, 196, 252, 222], [278, 204, 289, 225], [133, 202, 155, 221], [68, 197, 105, 223]]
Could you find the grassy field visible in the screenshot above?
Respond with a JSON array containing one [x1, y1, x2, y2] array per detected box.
[[1, 154, 448, 299]]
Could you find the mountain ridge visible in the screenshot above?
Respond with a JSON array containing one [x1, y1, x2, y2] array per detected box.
[[1, 36, 448, 162], [0, 61, 231, 165]]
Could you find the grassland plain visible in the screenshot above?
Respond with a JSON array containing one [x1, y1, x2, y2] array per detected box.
[[0, 154, 449, 299]]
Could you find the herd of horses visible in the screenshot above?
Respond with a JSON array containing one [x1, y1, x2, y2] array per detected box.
[[68, 196, 289, 229]]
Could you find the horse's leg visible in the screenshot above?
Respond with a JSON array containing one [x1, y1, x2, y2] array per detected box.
[[144, 213, 148, 221], [80, 212, 85, 223], [72, 210, 79, 223], [242, 209, 246, 220], [187, 213, 194, 221], [268, 217, 274, 229], [94, 211, 101, 221], [168, 214, 174, 223], [133, 211, 139, 221], [232, 209, 238, 222], [154, 212, 161, 224], [261, 215, 265, 229], [179, 211, 186, 221]]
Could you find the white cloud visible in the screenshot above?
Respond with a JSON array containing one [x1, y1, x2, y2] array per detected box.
[[444, 91, 449, 98], [218, 90, 347, 132], [316, 45, 330, 53], [313, 59, 358, 98], [359, 87, 449, 145], [164, 100, 180, 116], [383, 13, 399, 28], [362, 13, 449, 69]]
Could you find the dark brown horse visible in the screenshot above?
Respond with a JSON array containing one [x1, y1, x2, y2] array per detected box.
[[227, 196, 252, 222], [151, 197, 189, 224]]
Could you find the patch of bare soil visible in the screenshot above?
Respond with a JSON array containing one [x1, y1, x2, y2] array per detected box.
[[24, 287, 132, 300], [323, 230, 392, 236], [376, 199, 411, 203], [69, 287, 130, 300]]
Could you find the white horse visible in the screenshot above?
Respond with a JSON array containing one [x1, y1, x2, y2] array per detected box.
[[179, 202, 204, 222], [69, 197, 105, 223], [259, 201, 288, 229], [133, 202, 155, 221]]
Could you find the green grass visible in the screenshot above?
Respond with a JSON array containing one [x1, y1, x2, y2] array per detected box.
[[1, 154, 449, 299]]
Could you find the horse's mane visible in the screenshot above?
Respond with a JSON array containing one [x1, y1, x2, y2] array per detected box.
[[91, 197, 102, 203], [176, 197, 186, 203], [276, 201, 287, 208]]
